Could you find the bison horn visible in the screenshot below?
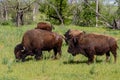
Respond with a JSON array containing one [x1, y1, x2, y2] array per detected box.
[[21, 46, 25, 52], [23, 46, 25, 50], [73, 37, 78, 45]]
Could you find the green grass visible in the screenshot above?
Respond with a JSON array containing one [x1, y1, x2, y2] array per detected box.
[[0, 24, 120, 80]]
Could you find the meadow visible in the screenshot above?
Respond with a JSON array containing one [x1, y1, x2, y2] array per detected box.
[[0, 24, 120, 80]]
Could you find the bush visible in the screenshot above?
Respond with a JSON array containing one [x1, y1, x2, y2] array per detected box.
[[0, 20, 12, 26], [2, 57, 9, 65]]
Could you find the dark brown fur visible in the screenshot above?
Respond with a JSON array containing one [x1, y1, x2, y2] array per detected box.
[[68, 32, 118, 64], [35, 22, 54, 31], [14, 29, 63, 61]]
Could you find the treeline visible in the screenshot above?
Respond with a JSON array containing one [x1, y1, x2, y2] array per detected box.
[[0, 0, 119, 27]]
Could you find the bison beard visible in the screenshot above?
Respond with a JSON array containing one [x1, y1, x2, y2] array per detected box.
[[14, 29, 63, 61], [68, 32, 118, 64]]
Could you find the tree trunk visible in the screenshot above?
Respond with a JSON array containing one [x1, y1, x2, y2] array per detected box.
[[32, 2, 39, 21], [0, 7, 3, 19], [96, 0, 99, 27], [0, 5, 8, 21], [112, 19, 120, 29], [3, 5, 8, 21], [16, 10, 24, 27], [84, 0, 88, 3], [59, 0, 64, 24]]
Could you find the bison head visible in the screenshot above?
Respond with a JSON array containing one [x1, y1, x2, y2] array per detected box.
[[67, 31, 86, 56], [64, 29, 85, 44], [67, 37, 80, 56], [14, 43, 25, 61]]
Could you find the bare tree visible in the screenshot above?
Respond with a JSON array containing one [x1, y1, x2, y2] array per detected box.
[[2, 0, 36, 27], [0, 0, 8, 21], [15, 0, 35, 27]]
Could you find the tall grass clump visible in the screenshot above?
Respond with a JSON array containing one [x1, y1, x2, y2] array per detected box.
[[0, 75, 18, 80], [67, 54, 74, 63], [2, 57, 9, 65], [41, 59, 46, 73], [7, 59, 14, 73], [89, 63, 96, 75]]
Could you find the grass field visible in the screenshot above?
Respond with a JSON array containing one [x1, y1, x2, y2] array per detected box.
[[0, 24, 120, 80]]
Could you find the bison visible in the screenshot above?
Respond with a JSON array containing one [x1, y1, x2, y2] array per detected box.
[[14, 43, 34, 61], [35, 22, 54, 31], [68, 31, 118, 64], [14, 29, 63, 61], [64, 29, 83, 44]]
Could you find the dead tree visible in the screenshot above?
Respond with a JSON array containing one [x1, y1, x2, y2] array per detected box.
[[112, 19, 120, 29], [15, 1, 33, 27], [0, 1, 8, 21]]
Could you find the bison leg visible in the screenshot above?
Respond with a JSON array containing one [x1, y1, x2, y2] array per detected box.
[[58, 50, 62, 57], [57, 48, 62, 58], [106, 51, 110, 62], [111, 51, 117, 63], [86, 49, 95, 64], [53, 48, 58, 59], [87, 55, 94, 64], [21, 54, 27, 62], [35, 50, 42, 60]]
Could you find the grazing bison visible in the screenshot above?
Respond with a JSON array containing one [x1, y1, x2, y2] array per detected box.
[[14, 43, 34, 61], [35, 22, 54, 31], [14, 29, 63, 61], [64, 29, 83, 44], [68, 32, 118, 64]]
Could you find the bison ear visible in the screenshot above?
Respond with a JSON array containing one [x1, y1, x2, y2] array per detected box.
[[72, 37, 78, 45], [67, 29, 71, 33]]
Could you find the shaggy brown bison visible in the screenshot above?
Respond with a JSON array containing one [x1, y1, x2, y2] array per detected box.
[[35, 22, 54, 31], [64, 29, 83, 44], [68, 32, 118, 64], [14, 29, 63, 61], [14, 43, 34, 61]]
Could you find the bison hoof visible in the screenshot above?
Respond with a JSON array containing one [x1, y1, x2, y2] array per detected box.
[[35, 56, 42, 60], [22, 59, 26, 62], [87, 61, 94, 65], [16, 59, 20, 62], [53, 57, 57, 60], [51, 56, 57, 60]]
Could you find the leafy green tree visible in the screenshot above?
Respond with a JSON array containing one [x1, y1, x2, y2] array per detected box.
[[71, 1, 96, 26], [39, 0, 69, 24]]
